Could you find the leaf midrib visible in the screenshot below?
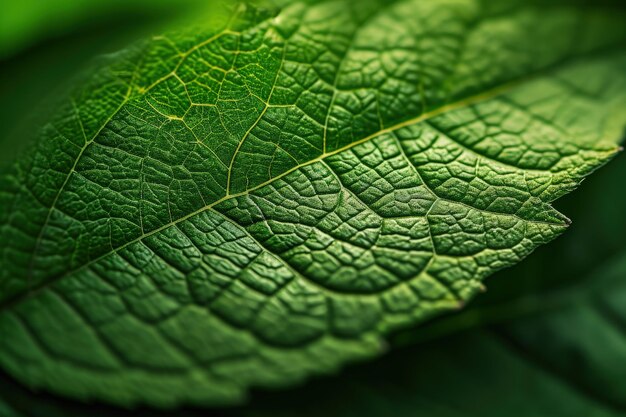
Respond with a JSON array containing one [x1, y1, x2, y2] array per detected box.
[[9, 20, 626, 310], [22, 7, 251, 287], [3, 71, 584, 313]]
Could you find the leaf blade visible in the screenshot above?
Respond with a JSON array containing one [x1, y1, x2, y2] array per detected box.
[[1, 0, 626, 407]]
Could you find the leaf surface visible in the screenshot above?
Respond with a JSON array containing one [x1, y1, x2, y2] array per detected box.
[[229, 152, 626, 417], [2, 154, 626, 417], [1, 0, 626, 407]]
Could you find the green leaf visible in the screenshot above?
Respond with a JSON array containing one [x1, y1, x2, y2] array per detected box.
[[2, 153, 626, 417], [1, 0, 626, 408], [0, 11, 189, 167], [230, 152, 626, 417]]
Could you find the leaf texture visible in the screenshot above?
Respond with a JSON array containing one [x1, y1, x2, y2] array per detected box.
[[2, 153, 626, 417], [230, 154, 626, 417], [1, 0, 626, 407]]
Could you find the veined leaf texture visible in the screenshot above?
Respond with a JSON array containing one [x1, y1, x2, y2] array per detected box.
[[1, 0, 626, 407]]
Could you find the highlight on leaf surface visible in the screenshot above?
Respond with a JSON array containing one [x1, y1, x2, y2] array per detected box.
[[0, 0, 625, 408]]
